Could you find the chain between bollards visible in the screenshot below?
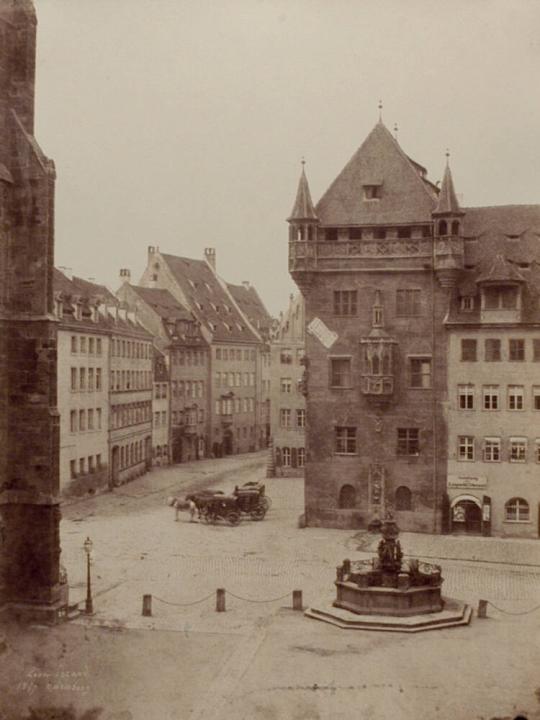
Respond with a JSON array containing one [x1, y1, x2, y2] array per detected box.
[[142, 589, 304, 615]]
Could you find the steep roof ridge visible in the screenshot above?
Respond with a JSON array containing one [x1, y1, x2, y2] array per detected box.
[[315, 121, 438, 222], [214, 273, 263, 343], [476, 253, 527, 284]]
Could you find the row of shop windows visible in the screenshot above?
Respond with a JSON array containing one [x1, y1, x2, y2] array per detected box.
[[328, 356, 432, 389], [110, 338, 152, 359], [461, 338, 540, 362], [110, 369, 152, 392], [70, 336, 103, 356], [171, 349, 206, 366], [69, 408, 102, 433], [69, 454, 103, 479], [457, 435, 540, 463], [216, 398, 255, 415], [334, 427, 420, 456], [279, 408, 306, 428], [117, 440, 148, 470], [216, 347, 256, 362], [216, 372, 255, 388], [458, 383, 540, 411], [70, 367, 103, 392], [111, 402, 152, 429], [275, 447, 305, 468]]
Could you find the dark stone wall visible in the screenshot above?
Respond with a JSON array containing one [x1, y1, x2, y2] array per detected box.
[[298, 269, 448, 533], [0, 2, 62, 617]]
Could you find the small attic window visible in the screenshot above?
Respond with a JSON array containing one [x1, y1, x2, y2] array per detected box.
[[363, 185, 382, 200], [506, 235, 520, 241], [397, 227, 412, 239], [518, 262, 530, 269], [460, 296, 475, 312], [464, 264, 476, 270], [374, 227, 387, 240], [349, 228, 363, 240], [325, 228, 338, 241]]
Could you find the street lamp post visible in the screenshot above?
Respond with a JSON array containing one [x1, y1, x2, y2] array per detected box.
[[83, 536, 94, 615]]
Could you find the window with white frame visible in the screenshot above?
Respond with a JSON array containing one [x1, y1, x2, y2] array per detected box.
[[280, 409, 291, 428], [483, 437, 501, 462], [335, 426, 357, 455], [510, 437, 527, 463], [280, 378, 292, 393], [296, 409, 306, 428], [282, 447, 291, 466], [483, 385, 499, 410], [460, 296, 474, 311], [298, 447, 305, 467], [508, 385, 524, 410], [505, 497, 529, 522], [409, 357, 432, 389], [458, 436, 474, 461], [458, 384, 474, 409]]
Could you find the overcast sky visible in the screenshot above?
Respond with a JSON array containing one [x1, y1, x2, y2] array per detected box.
[[33, 0, 540, 316]]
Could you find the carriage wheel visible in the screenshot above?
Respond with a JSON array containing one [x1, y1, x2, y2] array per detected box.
[[260, 497, 271, 511], [227, 512, 241, 526], [250, 507, 266, 521]]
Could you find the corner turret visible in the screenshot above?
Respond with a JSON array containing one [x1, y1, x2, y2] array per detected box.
[[432, 154, 465, 288]]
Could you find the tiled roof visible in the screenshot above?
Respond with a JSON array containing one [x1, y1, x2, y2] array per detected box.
[[130, 286, 192, 322], [288, 167, 318, 221], [226, 283, 273, 337], [71, 275, 118, 305], [476, 253, 527, 284], [462, 204, 540, 238], [161, 253, 260, 343], [315, 121, 439, 226]]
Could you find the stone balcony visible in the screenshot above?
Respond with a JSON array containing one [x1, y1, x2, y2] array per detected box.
[[289, 238, 434, 273], [361, 374, 394, 396]]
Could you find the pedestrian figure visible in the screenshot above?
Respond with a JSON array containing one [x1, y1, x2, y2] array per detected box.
[[187, 497, 197, 522]]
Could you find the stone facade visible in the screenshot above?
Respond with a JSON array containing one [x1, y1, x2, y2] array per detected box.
[[290, 120, 540, 538], [270, 294, 306, 476], [0, 0, 65, 620]]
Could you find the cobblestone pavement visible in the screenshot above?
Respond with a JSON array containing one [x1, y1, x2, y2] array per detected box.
[[23, 454, 540, 719]]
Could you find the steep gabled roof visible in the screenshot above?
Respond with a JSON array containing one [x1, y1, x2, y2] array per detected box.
[[226, 282, 273, 337], [160, 253, 260, 343], [462, 205, 540, 238], [315, 121, 438, 226], [288, 166, 318, 222], [71, 275, 117, 305], [129, 286, 192, 322]]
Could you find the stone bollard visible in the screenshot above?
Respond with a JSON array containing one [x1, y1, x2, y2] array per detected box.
[[336, 565, 344, 582], [343, 559, 351, 576], [216, 588, 226, 612], [292, 590, 303, 611], [477, 599, 488, 618], [142, 594, 152, 617]]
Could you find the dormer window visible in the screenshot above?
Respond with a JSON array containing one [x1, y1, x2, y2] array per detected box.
[[363, 184, 382, 200], [484, 286, 518, 310], [460, 296, 475, 312]]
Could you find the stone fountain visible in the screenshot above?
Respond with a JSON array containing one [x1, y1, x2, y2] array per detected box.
[[306, 516, 471, 632]]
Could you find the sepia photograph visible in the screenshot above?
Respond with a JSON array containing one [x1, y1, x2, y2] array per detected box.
[[1, 1, 540, 718]]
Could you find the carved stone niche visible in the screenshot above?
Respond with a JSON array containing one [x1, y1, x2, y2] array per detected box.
[[369, 464, 386, 509]]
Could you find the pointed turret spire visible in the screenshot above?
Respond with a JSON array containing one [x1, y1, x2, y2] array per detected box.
[[287, 160, 318, 222], [433, 154, 463, 216]]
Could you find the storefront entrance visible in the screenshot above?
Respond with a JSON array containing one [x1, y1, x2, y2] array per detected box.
[[451, 497, 482, 535]]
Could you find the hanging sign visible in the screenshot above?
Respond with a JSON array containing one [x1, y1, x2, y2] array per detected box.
[[307, 317, 338, 349]]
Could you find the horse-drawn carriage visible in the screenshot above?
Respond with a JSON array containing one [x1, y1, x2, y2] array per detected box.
[[183, 481, 270, 525]]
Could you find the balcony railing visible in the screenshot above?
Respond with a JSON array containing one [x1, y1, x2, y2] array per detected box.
[[361, 375, 394, 396]]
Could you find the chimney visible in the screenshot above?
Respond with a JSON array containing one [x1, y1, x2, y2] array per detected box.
[[148, 246, 155, 256], [242, 281, 250, 289], [119, 268, 131, 284], [204, 247, 216, 271]]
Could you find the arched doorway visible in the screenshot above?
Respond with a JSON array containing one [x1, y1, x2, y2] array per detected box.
[[451, 495, 482, 534], [338, 484, 356, 509]]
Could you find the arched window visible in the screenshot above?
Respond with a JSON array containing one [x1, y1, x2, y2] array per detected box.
[[395, 485, 412, 511], [451, 220, 460, 235], [439, 220, 447, 236], [338, 484, 356, 509], [505, 497, 529, 522]]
